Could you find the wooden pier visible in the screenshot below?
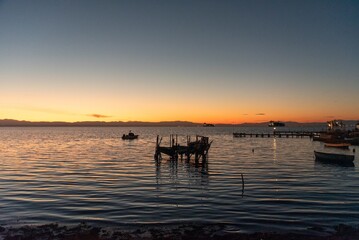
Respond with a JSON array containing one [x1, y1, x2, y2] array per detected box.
[[154, 135, 212, 162], [233, 131, 323, 138]]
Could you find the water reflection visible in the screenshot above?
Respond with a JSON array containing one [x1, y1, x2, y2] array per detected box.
[[155, 159, 209, 189], [272, 138, 277, 161], [2, 127, 359, 231]]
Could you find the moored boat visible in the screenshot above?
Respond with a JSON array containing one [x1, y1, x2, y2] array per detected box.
[[314, 150, 354, 164], [122, 131, 138, 140], [324, 143, 350, 149], [268, 121, 285, 127], [327, 119, 345, 132]]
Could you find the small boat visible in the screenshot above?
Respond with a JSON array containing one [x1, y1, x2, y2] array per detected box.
[[314, 151, 354, 164], [268, 121, 285, 127], [327, 119, 345, 132], [122, 131, 138, 140], [324, 143, 350, 149]]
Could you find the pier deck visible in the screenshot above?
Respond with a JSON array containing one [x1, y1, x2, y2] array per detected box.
[[233, 131, 324, 138], [154, 135, 212, 162]]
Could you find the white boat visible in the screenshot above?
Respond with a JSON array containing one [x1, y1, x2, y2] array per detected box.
[[314, 151, 354, 164]]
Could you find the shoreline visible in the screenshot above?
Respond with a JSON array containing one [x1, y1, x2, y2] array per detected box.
[[1, 222, 358, 240]]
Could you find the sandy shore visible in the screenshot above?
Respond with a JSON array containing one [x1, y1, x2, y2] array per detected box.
[[1, 222, 359, 240]]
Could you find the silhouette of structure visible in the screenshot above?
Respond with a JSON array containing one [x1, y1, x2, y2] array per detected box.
[[154, 135, 212, 162]]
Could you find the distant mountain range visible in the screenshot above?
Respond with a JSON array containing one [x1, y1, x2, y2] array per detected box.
[[0, 119, 199, 127], [1, 119, 355, 127]]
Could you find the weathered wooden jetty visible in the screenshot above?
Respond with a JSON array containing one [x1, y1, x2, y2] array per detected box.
[[233, 130, 324, 138], [154, 135, 212, 162]]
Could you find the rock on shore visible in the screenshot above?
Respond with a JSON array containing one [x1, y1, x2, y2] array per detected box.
[[1, 222, 359, 240]]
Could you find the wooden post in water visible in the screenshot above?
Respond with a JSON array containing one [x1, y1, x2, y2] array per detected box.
[[155, 135, 159, 160], [154, 135, 162, 161], [241, 173, 245, 197]]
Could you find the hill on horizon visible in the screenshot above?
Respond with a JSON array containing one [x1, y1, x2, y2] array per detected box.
[[0, 119, 343, 127]]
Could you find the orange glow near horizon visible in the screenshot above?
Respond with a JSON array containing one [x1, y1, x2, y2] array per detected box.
[[1, 87, 359, 124], [2, 71, 359, 124], [2, 101, 358, 124]]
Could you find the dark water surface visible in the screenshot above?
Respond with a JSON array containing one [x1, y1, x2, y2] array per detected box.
[[0, 127, 358, 232]]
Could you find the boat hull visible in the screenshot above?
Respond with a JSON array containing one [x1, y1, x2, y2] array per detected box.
[[122, 135, 138, 140], [324, 143, 350, 149], [314, 151, 354, 164]]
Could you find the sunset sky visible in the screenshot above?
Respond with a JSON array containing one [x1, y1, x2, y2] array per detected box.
[[1, 0, 359, 123]]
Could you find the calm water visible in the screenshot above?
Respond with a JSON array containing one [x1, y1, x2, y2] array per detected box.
[[0, 127, 358, 232]]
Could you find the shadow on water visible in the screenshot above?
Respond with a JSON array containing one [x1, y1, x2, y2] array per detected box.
[[315, 159, 355, 168]]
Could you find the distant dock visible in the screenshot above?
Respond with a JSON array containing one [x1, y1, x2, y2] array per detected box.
[[233, 130, 324, 138]]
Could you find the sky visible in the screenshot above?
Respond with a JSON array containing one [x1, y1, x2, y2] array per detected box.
[[1, 0, 359, 123]]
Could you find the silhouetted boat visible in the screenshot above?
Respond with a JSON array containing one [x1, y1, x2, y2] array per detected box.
[[327, 119, 345, 132], [268, 121, 285, 127], [122, 131, 138, 140], [203, 123, 215, 127], [314, 151, 354, 164], [324, 143, 350, 149]]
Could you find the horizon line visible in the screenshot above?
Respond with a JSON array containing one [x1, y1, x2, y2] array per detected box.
[[0, 118, 346, 126]]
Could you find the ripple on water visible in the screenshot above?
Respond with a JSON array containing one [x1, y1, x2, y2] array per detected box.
[[0, 127, 358, 231]]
